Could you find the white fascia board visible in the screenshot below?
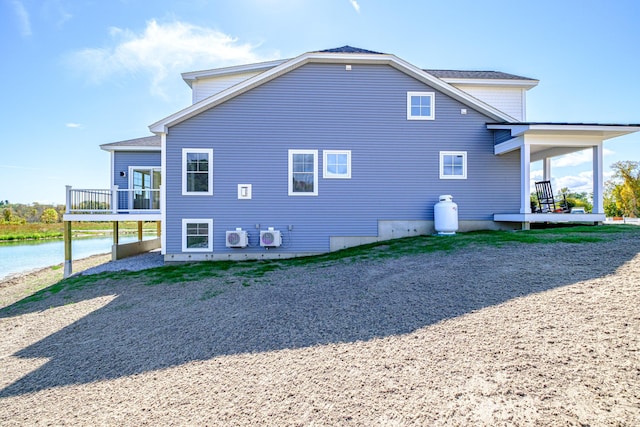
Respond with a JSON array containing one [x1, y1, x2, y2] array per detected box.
[[527, 124, 640, 139], [488, 124, 640, 140], [181, 59, 289, 87], [100, 145, 161, 152], [440, 78, 539, 89], [151, 51, 517, 133], [495, 135, 524, 155]]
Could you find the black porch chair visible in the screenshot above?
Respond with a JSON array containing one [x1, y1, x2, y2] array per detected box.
[[534, 181, 570, 213]]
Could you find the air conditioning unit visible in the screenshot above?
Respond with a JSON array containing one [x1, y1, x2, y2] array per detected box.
[[260, 228, 282, 247], [226, 229, 248, 248]]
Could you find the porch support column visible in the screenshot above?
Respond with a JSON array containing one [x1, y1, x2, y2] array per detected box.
[[157, 221, 161, 238], [113, 221, 119, 245], [543, 157, 552, 182], [521, 142, 531, 214], [593, 143, 604, 214], [63, 221, 72, 278], [138, 221, 143, 241]]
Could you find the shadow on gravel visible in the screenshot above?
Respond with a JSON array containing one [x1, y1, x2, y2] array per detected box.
[[1, 236, 638, 398]]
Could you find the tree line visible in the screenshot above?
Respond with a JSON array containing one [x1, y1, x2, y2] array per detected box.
[[1, 202, 65, 224]]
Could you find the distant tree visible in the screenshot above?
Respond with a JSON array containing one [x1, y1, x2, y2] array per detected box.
[[605, 161, 640, 217], [559, 187, 593, 213], [2, 208, 11, 222], [41, 208, 59, 224]]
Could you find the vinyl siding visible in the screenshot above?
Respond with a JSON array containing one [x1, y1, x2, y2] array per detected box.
[[494, 129, 514, 145], [113, 151, 161, 189], [452, 85, 525, 121], [165, 63, 521, 254], [192, 72, 262, 103]]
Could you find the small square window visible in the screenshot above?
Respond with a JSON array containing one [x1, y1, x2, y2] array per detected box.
[[323, 150, 351, 179], [407, 91, 435, 120], [182, 219, 213, 252], [440, 151, 467, 179]]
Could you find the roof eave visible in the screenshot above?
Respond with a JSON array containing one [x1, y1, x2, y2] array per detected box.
[[181, 59, 289, 87], [487, 123, 640, 139], [99, 145, 161, 152], [441, 77, 539, 89]]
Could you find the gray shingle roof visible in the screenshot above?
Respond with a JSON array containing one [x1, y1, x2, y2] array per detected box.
[[316, 45, 384, 54], [424, 69, 536, 81], [101, 135, 161, 148]]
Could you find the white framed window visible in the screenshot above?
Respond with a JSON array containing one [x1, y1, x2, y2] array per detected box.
[[407, 91, 435, 120], [182, 148, 213, 195], [288, 149, 318, 196], [440, 151, 467, 179], [323, 150, 351, 179], [182, 219, 213, 252]]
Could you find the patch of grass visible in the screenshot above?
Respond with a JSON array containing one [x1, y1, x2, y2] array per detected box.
[[4, 224, 637, 312]]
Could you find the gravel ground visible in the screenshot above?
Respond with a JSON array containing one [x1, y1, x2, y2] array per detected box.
[[0, 232, 639, 426]]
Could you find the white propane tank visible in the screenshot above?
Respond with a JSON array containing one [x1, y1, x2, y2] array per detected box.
[[434, 195, 458, 235]]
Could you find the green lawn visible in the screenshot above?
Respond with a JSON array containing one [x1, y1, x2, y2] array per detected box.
[[12, 224, 638, 308]]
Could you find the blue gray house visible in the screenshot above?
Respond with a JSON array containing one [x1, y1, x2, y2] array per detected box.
[[63, 46, 640, 271]]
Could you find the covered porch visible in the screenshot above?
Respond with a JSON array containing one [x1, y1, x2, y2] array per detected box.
[[488, 123, 640, 227]]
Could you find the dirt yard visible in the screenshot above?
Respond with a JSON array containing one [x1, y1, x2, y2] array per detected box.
[[1, 233, 639, 426]]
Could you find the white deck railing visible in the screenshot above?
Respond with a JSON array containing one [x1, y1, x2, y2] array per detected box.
[[65, 185, 161, 214]]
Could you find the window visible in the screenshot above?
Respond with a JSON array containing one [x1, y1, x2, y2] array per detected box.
[[182, 149, 213, 195], [182, 219, 213, 252], [407, 91, 435, 120], [323, 150, 351, 179], [440, 151, 467, 179], [288, 150, 318, 196]]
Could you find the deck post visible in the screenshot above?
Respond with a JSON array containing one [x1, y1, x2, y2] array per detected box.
[[157, 221, 161, 238], [113, 221, 119, 245], [65, 185, 72, 214], [63, 221, 72, 278], [138, 221, 143, 241], [111, 185, 119, 213]]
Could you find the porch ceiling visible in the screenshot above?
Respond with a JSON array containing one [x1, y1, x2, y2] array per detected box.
[[490, 123, 640, 157]]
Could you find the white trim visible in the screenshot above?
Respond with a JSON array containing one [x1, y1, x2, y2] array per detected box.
[[439, 151, 467, 179], [182, 218, 213, 252], [182, 148, 213, 196], [487, 123, 640, 139], [494, 213, 605, 223], [439, 78, 538, 88], [100, 145, 160, 152], [323, 150, 351, 179], [150, 51, 516, 133], [407, 91, 435, 120], [181, 59, 288, 86], [288, 149, 318, 196], [109, 151, 114, 186], [161, 134, 167, 255]]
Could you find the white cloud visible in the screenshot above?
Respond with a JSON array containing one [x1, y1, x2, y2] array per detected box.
[[43, 0, 72, 28], [552, 148, 614, 168], [349, 0, 361, 13], [11, 0, 32, 37], [66, 123, 81, 128], [67, 20, 275, 97]]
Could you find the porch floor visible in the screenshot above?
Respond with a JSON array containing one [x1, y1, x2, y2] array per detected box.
[[494, 213, 605, 223]]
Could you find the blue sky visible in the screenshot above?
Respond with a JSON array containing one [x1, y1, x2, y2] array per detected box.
[[1, 0, 639, 204]]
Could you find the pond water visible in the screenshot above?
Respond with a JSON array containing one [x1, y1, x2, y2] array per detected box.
[[0, 234, 156, 280]]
